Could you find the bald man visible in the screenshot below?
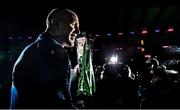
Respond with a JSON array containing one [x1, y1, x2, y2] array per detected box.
[[11, 8, 80, 109]]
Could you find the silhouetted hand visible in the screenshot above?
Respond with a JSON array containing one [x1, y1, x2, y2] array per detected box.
[[71, 104, 79, 110], [76, 100, 85, 109]]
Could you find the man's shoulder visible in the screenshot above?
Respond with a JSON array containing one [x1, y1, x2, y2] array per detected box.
[[23, 41, 40, 52]]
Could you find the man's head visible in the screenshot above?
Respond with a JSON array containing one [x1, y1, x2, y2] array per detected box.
[[46, 8, 80, 47]]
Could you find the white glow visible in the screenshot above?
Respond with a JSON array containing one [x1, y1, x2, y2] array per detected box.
[[166, 70, 178, 74], [110, 55, 118, 64]]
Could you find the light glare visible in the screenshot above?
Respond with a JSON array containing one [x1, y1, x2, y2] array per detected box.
[[110, 55, 118, 63]]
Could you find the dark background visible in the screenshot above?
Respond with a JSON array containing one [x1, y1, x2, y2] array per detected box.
[[0, 0, 180, 108]]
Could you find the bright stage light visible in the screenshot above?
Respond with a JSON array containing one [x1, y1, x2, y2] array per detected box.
[[155, 29, 160, 33], [110, 54, 118, 64], [118, 32, 123, 35], [130, 31, 135, 35], [167, 26, 174, 32]]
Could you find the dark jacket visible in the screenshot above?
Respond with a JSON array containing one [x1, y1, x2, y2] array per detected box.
[[11, 32, 73, 108]]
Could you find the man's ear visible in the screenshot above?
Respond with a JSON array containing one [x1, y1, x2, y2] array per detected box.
[[50, 19, 54, 25], [51, 19, 61, 27], [51, 19, 53, 24]]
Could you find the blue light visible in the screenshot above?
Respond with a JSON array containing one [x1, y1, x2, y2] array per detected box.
[[155, 29, 160, 33], [10, 82, 18, 109], [130, 32, 135, 34], [107, 33, 112, 36]]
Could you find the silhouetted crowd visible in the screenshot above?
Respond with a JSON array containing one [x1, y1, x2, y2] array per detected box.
[[71, 56, 180, 109]]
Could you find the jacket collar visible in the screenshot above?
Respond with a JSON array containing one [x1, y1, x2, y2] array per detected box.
[[36, 32, 64, 48]]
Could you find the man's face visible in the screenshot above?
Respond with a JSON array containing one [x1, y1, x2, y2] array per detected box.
[[68, 16, 80, 47], [58, 14, 80, 47]]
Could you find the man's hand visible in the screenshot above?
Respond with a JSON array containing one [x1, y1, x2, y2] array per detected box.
[[71, 104, 79, 110]]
